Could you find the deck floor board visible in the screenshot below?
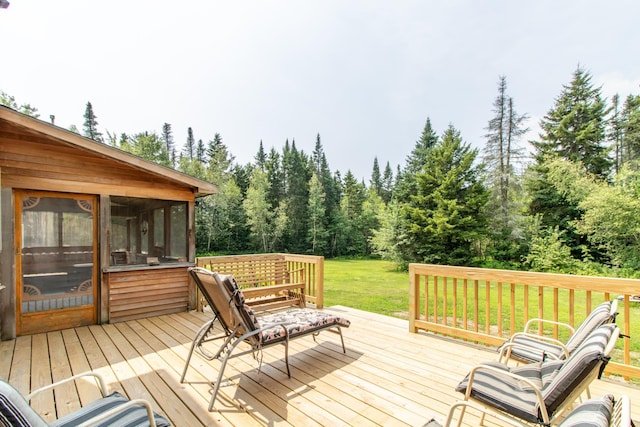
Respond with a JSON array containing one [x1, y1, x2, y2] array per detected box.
[[1, 306, 639, 426]]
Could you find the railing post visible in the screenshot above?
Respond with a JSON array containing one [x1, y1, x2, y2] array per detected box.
[[409, 264, 418, 333]]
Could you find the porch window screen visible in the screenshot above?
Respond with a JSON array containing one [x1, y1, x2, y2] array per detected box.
[[110, 196, 188, 266]]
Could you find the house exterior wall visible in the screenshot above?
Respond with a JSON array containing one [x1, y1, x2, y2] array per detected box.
[[0, 113, 210, 340]]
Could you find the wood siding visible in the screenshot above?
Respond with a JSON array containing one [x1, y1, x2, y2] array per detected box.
[[106, 267, 190, 323], [0, 127, 196, 201]]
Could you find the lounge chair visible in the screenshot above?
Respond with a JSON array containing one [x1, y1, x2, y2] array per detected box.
[[453, 323, 619, 426], [0, 371, 170, 426], [498, 300, 618, 365], [444, 393, 631, 427], [181, 267, 350, 410]]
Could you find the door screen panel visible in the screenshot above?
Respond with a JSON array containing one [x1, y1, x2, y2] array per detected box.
[[18, 193, 96, 333]]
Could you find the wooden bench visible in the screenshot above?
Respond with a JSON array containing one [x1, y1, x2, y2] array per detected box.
[[195, 254, 311, 312]]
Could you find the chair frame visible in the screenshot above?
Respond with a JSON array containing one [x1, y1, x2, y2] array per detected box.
[[498, 300, 618, 364], [181, 267, 348, 411], [454, 324, 619, 426], [7, 371, 161, 427], [444, 394, 630, 427]]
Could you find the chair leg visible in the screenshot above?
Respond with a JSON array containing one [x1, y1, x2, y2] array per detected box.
[[284, 334, 291, 378], [337, 327, 346, 353], [181, 318, 215, 382]]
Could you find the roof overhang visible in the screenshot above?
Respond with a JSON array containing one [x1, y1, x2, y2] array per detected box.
[[0, 105, 217, 197]]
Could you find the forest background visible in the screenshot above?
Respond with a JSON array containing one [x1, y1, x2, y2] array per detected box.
[[4, 65, 640, 278]]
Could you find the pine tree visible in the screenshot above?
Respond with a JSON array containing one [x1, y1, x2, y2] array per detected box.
[[396, 118, 439, 202], [526, 66, 611, 260], [161, 123, 175, 166], [307, 173, 329, 254], [82, 101, 103, 142], [381, 161, 394, 204], [281, 140, 310, 252], [370, 157, 382, 196], [484, 76, 527, 232], [255, 140, 266, 170], [620, 94, 640, 168], [207, 133, 234, 183], [184, 127, 195, 160], [401, 125, 489, 265], [534, 66, 611, 177], [196, 139, 206, 163]]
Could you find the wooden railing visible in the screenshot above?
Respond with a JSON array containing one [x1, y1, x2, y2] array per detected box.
[[195, 253, 325, 308], [409, 263, 640, 380]]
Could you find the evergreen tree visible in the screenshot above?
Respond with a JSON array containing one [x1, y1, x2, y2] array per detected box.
[[207, 133, 234, 183], [307, 173, 329, 254], [610, 94, 624, 174], [370, 157, 382, 196], [161, 123, 174, 162], [534, 66, 611, 177], [255, 140, 266, 170], [401, 125, 489, 265], [526, 66, 611, 260], [196, 139, 206, 163], [336, 170, 368, 255], [265, 148, 284, 210], [381, 161, 394, 204], [396, 117, 438, 202], [82, 101, 103, 142], [281, 140, 310, 252], [620, 94, 640, 168], [484, 76, 527, 231], [184, 127, 195, 160], [310, 134, 341, 256]]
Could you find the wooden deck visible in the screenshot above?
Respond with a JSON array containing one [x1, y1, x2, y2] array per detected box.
[[1, 306, 639, 426]]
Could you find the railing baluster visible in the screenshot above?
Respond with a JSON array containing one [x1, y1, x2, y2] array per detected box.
[[408, 263, 640, 379]]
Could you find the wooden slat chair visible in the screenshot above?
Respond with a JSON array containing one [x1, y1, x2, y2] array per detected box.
[[444, 394, 631, 427], [181, 267, 350, 411], [0, 371, 170, 427], [498, 300, 618, 365], [453, 323, 619, 426]]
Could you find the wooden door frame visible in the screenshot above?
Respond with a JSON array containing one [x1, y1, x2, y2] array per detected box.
[[15, 190, 99, 335]]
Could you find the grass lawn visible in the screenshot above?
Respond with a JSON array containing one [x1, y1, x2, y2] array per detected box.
[[324, 258, 411, 318]]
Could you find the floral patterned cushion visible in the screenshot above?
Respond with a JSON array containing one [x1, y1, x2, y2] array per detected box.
[[257, 308, 351, 344]]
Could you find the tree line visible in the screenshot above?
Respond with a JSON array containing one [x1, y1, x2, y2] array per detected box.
[[3, 65, 640, 277]]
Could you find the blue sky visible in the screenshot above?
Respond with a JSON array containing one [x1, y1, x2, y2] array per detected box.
[[2, 1, 639, 181]]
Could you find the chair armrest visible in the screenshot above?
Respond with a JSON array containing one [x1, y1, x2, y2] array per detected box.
[[464, 364, 550, 424], [26, 371, 108, 400], [523, 318, 575, 335]]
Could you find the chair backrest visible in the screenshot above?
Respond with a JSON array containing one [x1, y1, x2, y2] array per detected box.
[[541, 323, 619, 418], [189, 267, 235, 335], [0, 378, 48, 427], [564, 300, 618, 354], [189, 267, 262, 346]]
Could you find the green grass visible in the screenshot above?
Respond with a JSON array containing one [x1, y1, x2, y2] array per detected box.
[[324, 258, 411, 318]]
